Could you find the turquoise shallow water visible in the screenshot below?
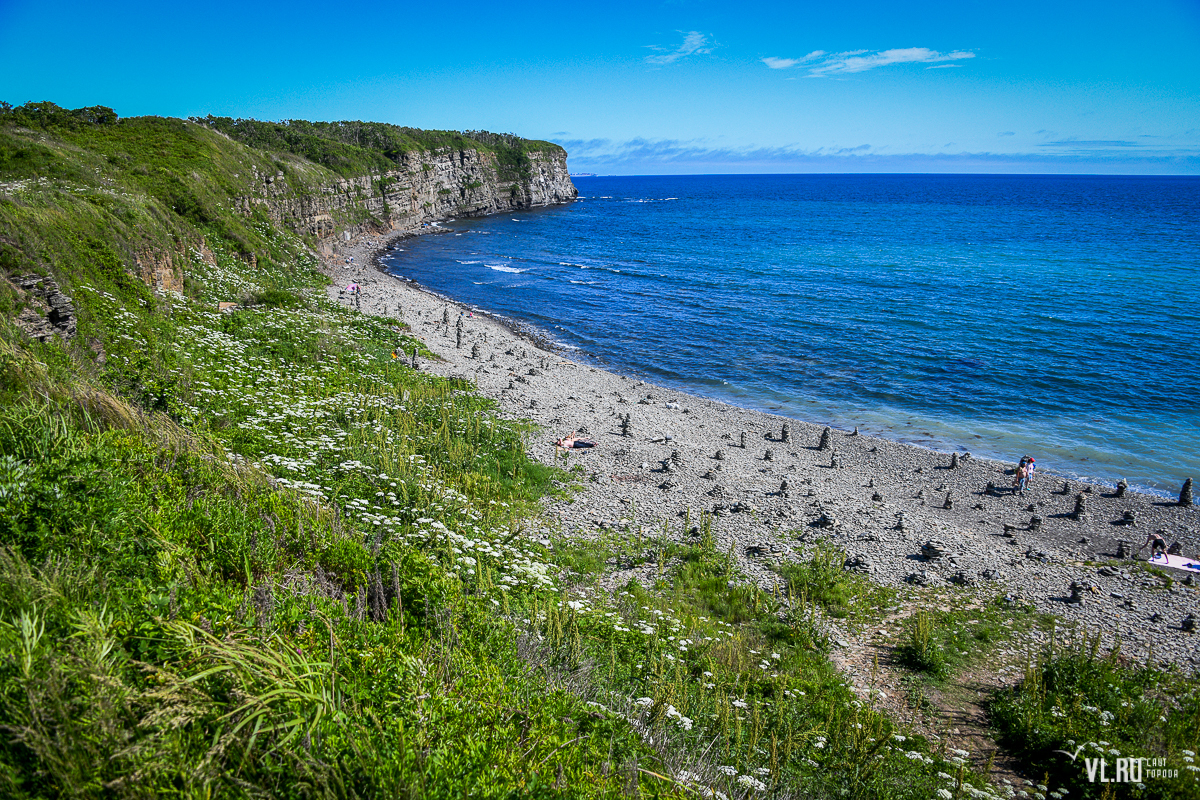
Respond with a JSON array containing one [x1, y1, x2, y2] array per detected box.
[[381, 174, 1200, 495]]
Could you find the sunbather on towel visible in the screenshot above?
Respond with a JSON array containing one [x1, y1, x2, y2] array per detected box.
[[556, 432, 597, 449]]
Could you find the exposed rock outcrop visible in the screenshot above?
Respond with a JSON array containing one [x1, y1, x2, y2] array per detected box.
[[10, 273, 76, 342]]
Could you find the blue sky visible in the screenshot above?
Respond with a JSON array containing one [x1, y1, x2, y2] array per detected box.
[[2, 0, 1198, 174]]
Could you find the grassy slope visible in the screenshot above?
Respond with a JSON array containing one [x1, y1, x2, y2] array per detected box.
[[1, 103, 1194, 799]]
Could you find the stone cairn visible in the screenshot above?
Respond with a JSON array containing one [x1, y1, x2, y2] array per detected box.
[[1069, 581, 1094, 605], [455, 316, 464, 349], [818, 426, 832, 451], [986, 481, 998, 497], [1120, 509, 1137, 527], [1116, 540, 1132, 558], [920, 539, 947, 560], [949, 452, 960, 469], [442, 306, 450, 326], [1115, 479, 1128, 498], [714, 448, 726, 461], [872, 491, 883, 502], [1028, 515, 1043, 533], [764, 449, 774, 462], [1057, 480, 1072, 495], [1180, 478, 1194, 507], [470, 342, 480, 359], [894, 512, 908, 533], [779, 479, 790, 498], [619, 414, 633, 437], [942, 492, 953, 510], [739, 431, 748, 449], [1183, 614, 1196, 633], [781, 423, 791, 443], [829, 450, 841, 469], [1070, 493, 1088, 521], [670, 450, 684, 469]]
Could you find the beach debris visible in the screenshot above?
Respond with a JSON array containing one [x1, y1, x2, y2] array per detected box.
[[942, 491, 953, 510], [764, 449, 774, 462], [1070, 493, 1089, 521], [1115, 478, 1128, 498], [714, 448, 726, 460], [1028, 515, 1043, 533], [920, 539, 948, 560], [739, 431, 748, 448], [1180, 477, 1194, 506], [818, 426, 832, 451], [1182, 614, 1196, 633], [949, 452, 960, 469], [781, 423, 791, 443]]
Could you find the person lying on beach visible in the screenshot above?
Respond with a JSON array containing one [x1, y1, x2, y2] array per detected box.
[[1138, 531, 1169, 565], [555, 432, 597, 449]]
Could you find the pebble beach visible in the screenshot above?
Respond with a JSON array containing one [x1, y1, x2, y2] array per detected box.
[[324, 225, 1200, 689]]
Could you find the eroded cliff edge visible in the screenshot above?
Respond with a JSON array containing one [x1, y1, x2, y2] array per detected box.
[[204, 118, 578, 247]]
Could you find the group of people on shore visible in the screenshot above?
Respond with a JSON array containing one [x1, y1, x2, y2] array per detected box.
[[1013, 454, 1176, 565]]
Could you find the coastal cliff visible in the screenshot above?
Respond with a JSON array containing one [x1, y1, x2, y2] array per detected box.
[[204, 116, 577, 245], [235, 146, 576, 244]]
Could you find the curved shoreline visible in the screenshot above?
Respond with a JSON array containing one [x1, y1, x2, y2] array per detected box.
[[320, 222, 1200, 676], [370, 222, 1185, 500]]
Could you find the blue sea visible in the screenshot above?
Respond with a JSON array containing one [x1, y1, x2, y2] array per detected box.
[[380, 174, 1200, 495]]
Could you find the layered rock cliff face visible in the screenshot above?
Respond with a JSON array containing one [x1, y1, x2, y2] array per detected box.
[[235, 146, 576, 244]]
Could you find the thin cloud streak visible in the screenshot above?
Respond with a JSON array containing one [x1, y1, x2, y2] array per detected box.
[[555, 136, 1200, 174], [762, 47, 975, 77], [646, 31, 713, 65]]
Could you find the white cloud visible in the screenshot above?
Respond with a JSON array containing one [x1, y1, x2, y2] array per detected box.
[[762, 47, 975, 77], [646, 31, 713, 65], [762, 51, 825, 70]]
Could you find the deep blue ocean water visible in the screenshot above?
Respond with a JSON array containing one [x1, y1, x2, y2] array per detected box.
[[380, 174, 1200, 494]]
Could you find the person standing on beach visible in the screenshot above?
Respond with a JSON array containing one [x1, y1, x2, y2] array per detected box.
[[1014, 461, 1029, 496]]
